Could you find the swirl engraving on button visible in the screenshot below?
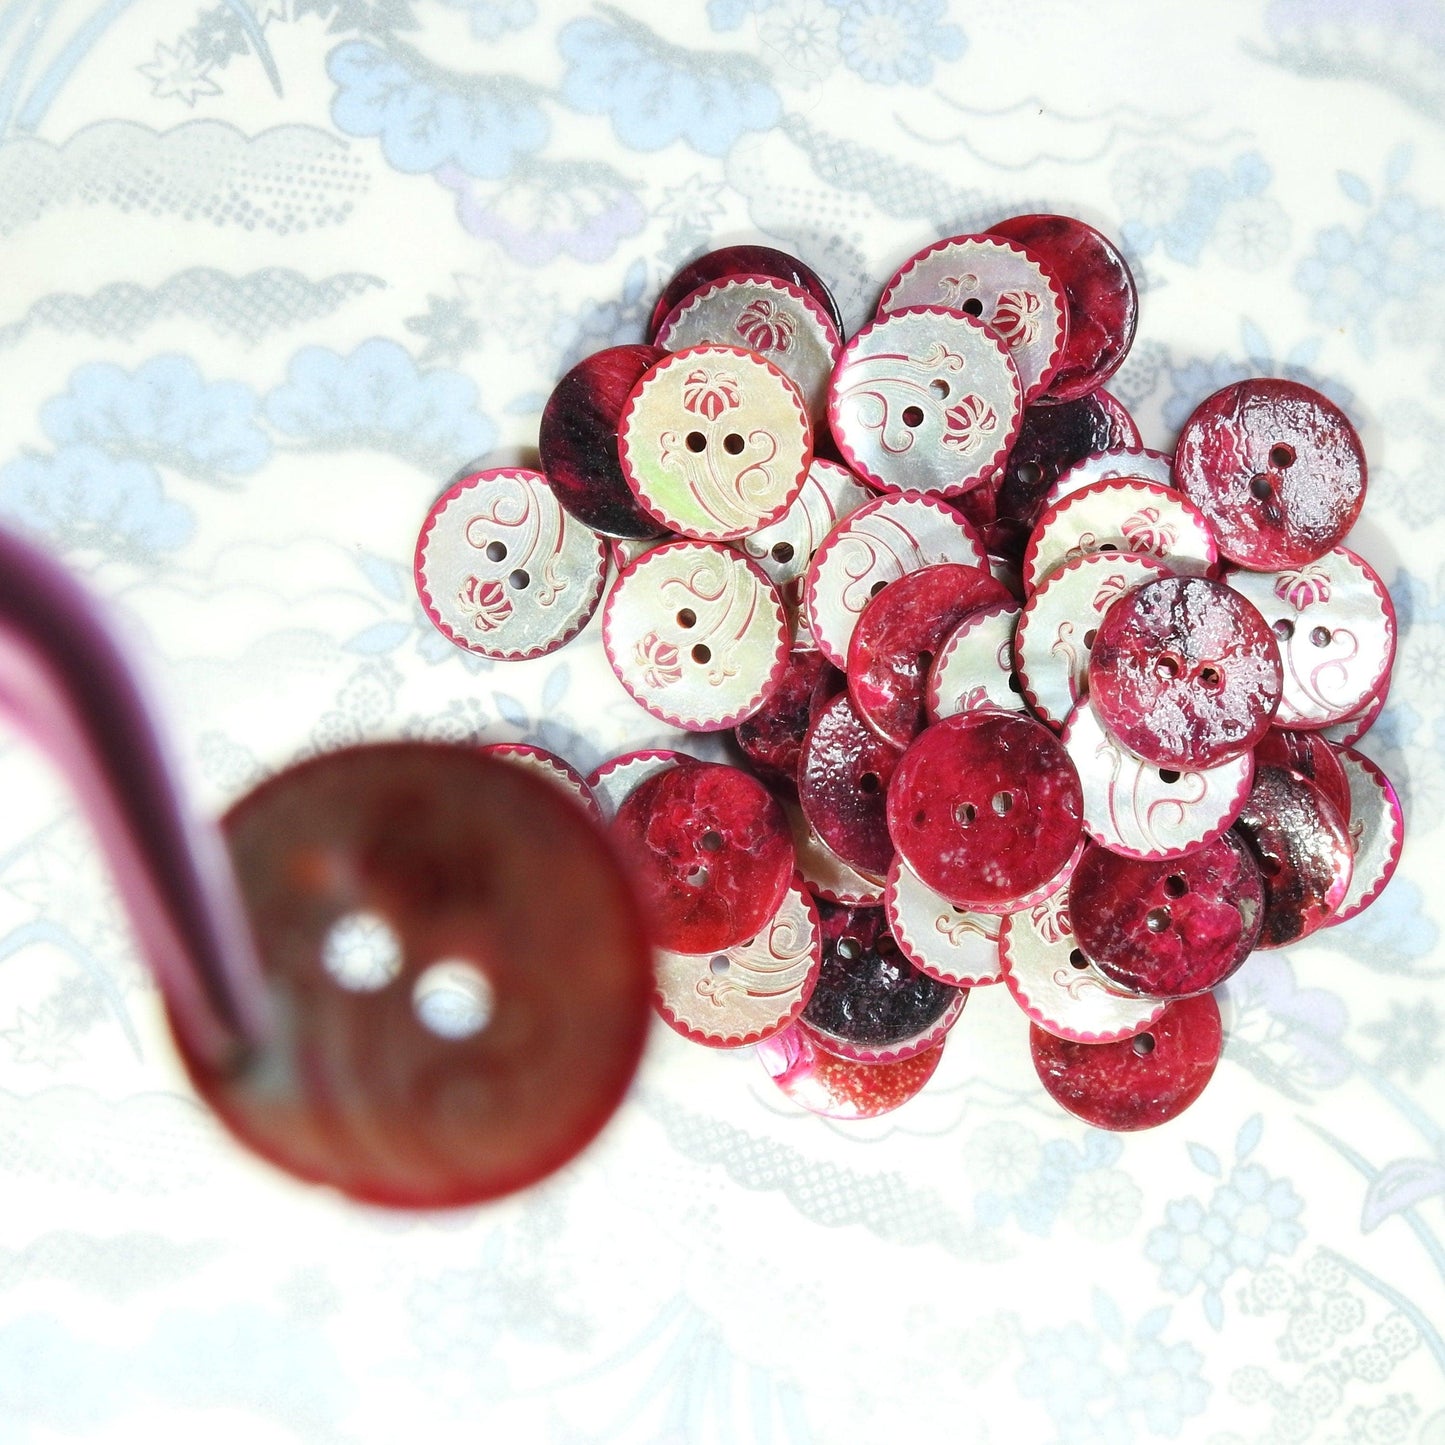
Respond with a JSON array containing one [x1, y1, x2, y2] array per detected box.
[[658, 555, 761, 689], [833, 341, 972, 457], [463, 475, 568, 607], [934, 909, 999, 948], [697, 907, 814, 1006]]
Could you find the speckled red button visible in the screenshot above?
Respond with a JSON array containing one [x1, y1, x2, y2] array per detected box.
[[415, 468, 608, 661], [734, 647, 841, 795], [780, 798, 886, 906], [1231, 764, 1353, 948], [886, 711, 1084, 912], [758, 1024, 944, 1119], [539, 345, 670, 540], [799, 691, 902, 876], [1087, 576, 1282, 770], [926, 601, 1027, 721], [618, 343, 811, 540], [988, 214, 1138, 403], [1254, 729, 1353, 826], [1173, 379, 1366, 570], [885, 855, 1004, 987], [1068, 836, 1264, 998], [1030, 992, 1223, 1131], [828, 307, 1023, 497], [610, 760, 794, 954], [847, 563, 1012, 748], [650, 244, 842, 340]]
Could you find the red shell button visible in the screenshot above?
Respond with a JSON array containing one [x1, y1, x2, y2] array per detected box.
[[734, 647, 843, 796], [610, 760, 795, 954], [1173, 379, 1366, 570], [1030, 992, 1223, 1131], [1330, 748, 1404, 925], [758, 1024, 944, 1119], [1254, 729, 1353, 826], [1068, 836, 1264, 998], [649, 244, 843, 341], [1087, 576, 1282, 770], [988, 214, 1139, 403], [886, 711, 1084, 912], [846, 562, 1013, 748]]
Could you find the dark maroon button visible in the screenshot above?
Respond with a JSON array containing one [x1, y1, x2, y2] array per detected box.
[[649, 245, 842, 341], [1088, 576, 1283, 770], [539, 345, 670, 539], [886, 712, 1084, 911], [798, 900, 965, 1062], [799, 692, 903, 876], [735, 647, 842, 796], [1173, 379, 1366, 570], [988, 215, 1139, 404], [1231, 764, 1353, 948], [1068, 836, 1264, 998], [610, 760, 794, 953], [847, 562, 1013, 748], [1254, 729, 1352, 826], [758, 1024, 944, 1119], [1030, 992, 1223, 1131]]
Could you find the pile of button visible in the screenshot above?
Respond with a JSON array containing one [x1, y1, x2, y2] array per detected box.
[[415, 219, 1403, 1131]]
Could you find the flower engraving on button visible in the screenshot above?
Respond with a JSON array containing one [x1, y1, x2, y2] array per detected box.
[[634, 632, 683, 688], [735, 296, 797, 354], [1274, 564, 1332, 611], [457, 576, 511, 633], [463, 478, 568, 607], [1030, 890, 1071, 945], [681, 364, 741, 419], [942, 393, 1000, 455], [1121, 506, 1178, 556], [836, 339, 969, 458], [992, 287, 1045, 348]]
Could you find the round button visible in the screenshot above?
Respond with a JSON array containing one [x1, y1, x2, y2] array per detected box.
[[1045, 446, 1173, 510], [802, 490, 986, 670], [758, 1024, 944, 1120], [602, 540, 788, 731], [828, 307, 1023, 497], [877, 233, 1069, 403], [655, 273, 842, 423], [847, 563, 1013, 748], [1231, 764, 1353, 948], [1225, 547, 1396, 730], [780, 798, 886, 906], [610, 760, 795, 954], [887, 712, 1084, 911], [735, 647, 842, 795], [885, 855, 1004, 988], [1062, 699, 1253, 860], [618, 344, 811, 541], [586, 748, 688, 822], [988, 214, 1138, 403], [478, 743, 602, 827], [1088, 576, 1283, 770], [1173, 379, 1366, 570], [650, 244, 842, 341], [1323, 675, 1390, 749], [926, 601, 1027, 721], [737, 457, 872, 594], [1030, 993, 1223, 1131], [415, 468, 608, 661], [1014, 551, 1173, 730], [539, 345, 670, 540], [1022, 478, 1217, 595], [798, 901, 966, 1063], [179, 744, 654, 1208], [1254, 729, 1353, 826], [799, 691, 903, 877], [653, 877, 821, 1048], [1330, 748, 1404, 926], [1068, 836, 1264, 997]]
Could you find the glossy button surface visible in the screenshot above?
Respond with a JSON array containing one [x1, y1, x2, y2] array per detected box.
[[1330, 748, 1404, 925], [735, 647, 841, 795], [885, 856, 1004, 987], [781, 798, 886, 906], [799, 692, 903, 876], [650, 244, 842, 340], [1045, 447, 1174, 509], [758, 1024, 944, 1119], [738, 457, 872, 592], [926, 601, 1026, 720]]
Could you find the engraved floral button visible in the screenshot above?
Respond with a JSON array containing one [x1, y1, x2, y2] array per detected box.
[[877, 233, 1069, 403], [655, 274, 842, 423], [758, 1024, 944, 1119], [1045, 446, 1174, 510], [1014, 551, 1173, 730], [1322, 677, 1389, 749], [735, 647, 842, 795], [887, 712, 1084, 912], [885, 856, 1004, 987], [1030, 993, 1223, 1131], [602, 540, 788, 731], [1225, 547, 1396, 730], [618, 343, 811, 541], [926, 601, 1026, 721], [586, 748, 688, 822], [539, 344, 670, 540], [988, 214, 1138, 403], [610, 760, 795, 954], [650, 244, 842, 340], [1062, 700, 1253, 860], [415, 468, 608, 661], [847, 563, 1013, 748], [1329, 748, 1404, 925], [737, 457, 872, 593], [1088, 576, 1282, 770], [802, 490, 987, 669], [828, 306, 1023, 497], [653, 878, 821, 1047], [478, 743, 602, 826], [1173, 379, 1366, 569], [1068, 836, 1264, 997]]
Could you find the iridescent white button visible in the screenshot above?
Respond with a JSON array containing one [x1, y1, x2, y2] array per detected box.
[[885, 856, 1004, 987], [415, 468, 607, 661], [618, 343, 811, 541], [602, 541, 788, 731], [1014, 551, 1173, 729], [780, 799, 885, 905], [1225, 548, 1396, 729], [654, 274, 841, 424], [654, 878, 822, 1047], [1022, 479, 1217, 596], [1330, 747, 1404, 925], [478, 743, 602, 826], [1061, 699, 1253, 860], [737, 458, 872, 591], [585, 748, 689, 822], [877, 234, 1067, 404], [1000, 882, 1167, 1043], [1044, 447, 1174, 510], [925, 601, 1026, 720], [802, 491, 987, 670], [828, 306, 1023, 497]]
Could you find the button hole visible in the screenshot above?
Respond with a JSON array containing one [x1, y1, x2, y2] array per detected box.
[[686, 431, 707, 453]]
